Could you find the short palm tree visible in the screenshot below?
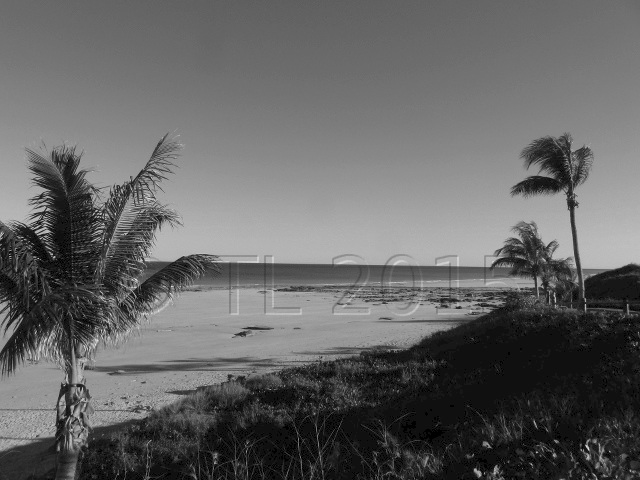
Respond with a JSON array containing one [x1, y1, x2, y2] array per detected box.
[[0, 135, 219, 480], [540, 256, 575, 301], [511, 133, 593, 306], [491, 221, 564, 298], [552, 268, 579, 303]]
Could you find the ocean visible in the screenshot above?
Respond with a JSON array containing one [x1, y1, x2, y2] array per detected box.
[[146, 262, 607, 289]]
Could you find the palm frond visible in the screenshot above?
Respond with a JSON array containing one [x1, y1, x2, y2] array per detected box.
[[9, 221, 53, 268], [521, 135, 585, 189], [491, 257, 534, 278], [545, 240, 560, 256], [520, 137, 567, 181], [0, 221, 34, 271], [92, 255, 220, 347], [95, 134, 182, 282], [511, 176, 563, 197], [0, 296, 66, 374], [0, 286, 108, 375], [490, 256, 528, 270], [572, 145, 594, 186], [0, 222, 50, 312], [25, 146, 100, 285], [126, 255, 219, 314], [133, 133, 182, 197], [547, 256, 574, 272], [518, 133, 593, 195], [494, 242, 526, 258], [557, 133, 574, 152], [99, 202, 181, 299], [520, 136, 558, 169], [553, 134, 577, 184], [512, 220, 538, 232], [540, 257, 575, 288], [0, 271, 43, 335]]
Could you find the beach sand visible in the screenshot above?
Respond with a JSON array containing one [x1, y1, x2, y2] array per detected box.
[[0, 283, 521, 478]]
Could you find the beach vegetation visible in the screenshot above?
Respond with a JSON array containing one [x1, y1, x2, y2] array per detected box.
[[511, 132, 594, 307], [245, 373, 284, 391], [0, 134, 219, 480], [490, 221, 573, 300], [502, 290, 544, 311], [551, 268, 580, 303], [77, 303, 640, 479], [585, 263, 640, 301]]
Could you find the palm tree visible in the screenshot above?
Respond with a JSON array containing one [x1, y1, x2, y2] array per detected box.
[[540, 256, 574, 302], [511, 133, 593, 307], [0, 134, 220, 480], [491, 221, 564, 298], [552, 268, 579, 304]]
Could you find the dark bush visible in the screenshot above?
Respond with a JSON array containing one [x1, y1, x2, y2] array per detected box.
[[586, 263, 640, 300], [503, 290, 544, 311]]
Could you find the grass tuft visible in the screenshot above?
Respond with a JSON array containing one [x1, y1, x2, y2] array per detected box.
[[245, 373, 284, 391]]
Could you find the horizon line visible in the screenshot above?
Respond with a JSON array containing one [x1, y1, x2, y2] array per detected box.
[[147, 260, 613, 271]]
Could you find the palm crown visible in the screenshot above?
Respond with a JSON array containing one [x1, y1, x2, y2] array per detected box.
[[491, 221, 572, 298], [511, 133, 593, 203], [0, 134, 219, 376]]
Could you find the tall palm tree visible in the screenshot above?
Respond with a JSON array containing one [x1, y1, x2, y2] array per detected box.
[[0, 134, 220, 480], [511, 133, 593, 306], [491, 221, 563, 298]]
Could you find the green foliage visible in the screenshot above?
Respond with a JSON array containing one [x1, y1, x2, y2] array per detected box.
[[197, 382, 250, 409], [502, 291, 546, 312], [79, 307, 640, 479], [502, 291, 545, 311], [244, 373, 284, 391]]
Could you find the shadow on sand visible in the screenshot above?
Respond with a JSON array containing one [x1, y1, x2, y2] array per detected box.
[[0, 418, 140, 480], [291, 344, 403, 357], [375, 317, 477, 324], [92, 356, 290, 375], [92, 348, 388, 376]]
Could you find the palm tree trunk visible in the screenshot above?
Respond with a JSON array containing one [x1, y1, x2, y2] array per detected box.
[[56, 449, 80, 480], [55, 343, 89, 480], [533, 276, 539, 298], [568, 202, 585, 307]]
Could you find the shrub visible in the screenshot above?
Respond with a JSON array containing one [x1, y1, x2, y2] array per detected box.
[[198, 381, 250, 409], [586, 263, 640, 300], [503, 291, 544, 311], [244, 373, 284, 391]]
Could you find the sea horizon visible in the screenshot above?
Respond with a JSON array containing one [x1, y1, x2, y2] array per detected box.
[[146, 261, 608, 289]]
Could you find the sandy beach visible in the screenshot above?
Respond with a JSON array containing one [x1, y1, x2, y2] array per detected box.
[[0, 283, 519, 479]]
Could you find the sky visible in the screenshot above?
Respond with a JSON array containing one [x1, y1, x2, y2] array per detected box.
[[0, 1, 638, 269]]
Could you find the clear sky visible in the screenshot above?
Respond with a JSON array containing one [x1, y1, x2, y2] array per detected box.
[[0, 1, 638, 268]]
